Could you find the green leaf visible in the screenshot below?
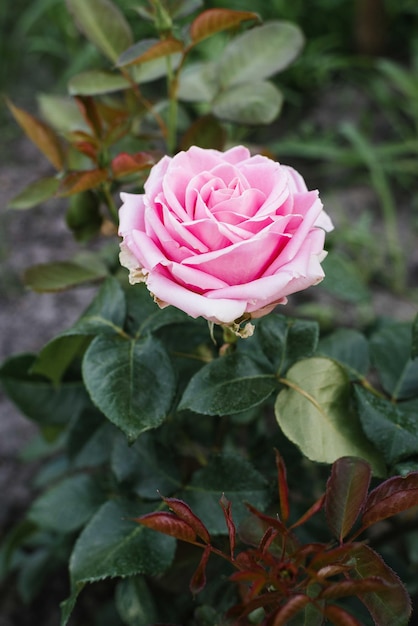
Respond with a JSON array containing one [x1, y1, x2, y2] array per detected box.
[[275, 357, 385, 474], [28, 474, 104, 533], [219, 21, 304, 88], [68, 411, 115, 469], [354, 386, 418, 466], [0, 354, 90, 426], [412, 313, 418, 359], [68, 70, 132, 95], [212, 80, 283, 125], [66, 0, 133, 63], [370, 322, 418, 400], [8, 177, 60, 210], [321, 253, 370, 303], [31, 336, 88, 385], [181, 114, 226, 151], [37, 94, 90, 133], [350, 544, 411, 626], [115, 577, 157, 626], [177, 61, 219, 102], [325, 457, 371, 542], [182, 453, 269, 534], [111, 432, 181, 498], [179, 353, 277, 416], [23, 259, 108, 292], [189, 9, 258, 45], [82, 334, 175, 441], [256, 314, 319, 374], [62, 499, 175, 625], [318, 328, 370, 379]]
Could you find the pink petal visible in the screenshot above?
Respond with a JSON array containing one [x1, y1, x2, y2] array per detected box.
[[119, 193, 146, 235]]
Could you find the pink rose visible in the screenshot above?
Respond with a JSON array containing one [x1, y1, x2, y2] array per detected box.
[[118, 146, 332, 327]]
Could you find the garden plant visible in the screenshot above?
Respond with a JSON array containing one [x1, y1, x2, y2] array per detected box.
[[2, 1, 418, 625]]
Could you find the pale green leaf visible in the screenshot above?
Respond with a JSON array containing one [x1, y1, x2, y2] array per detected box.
[[23, 259, 108, 292], [177, 61, 220, 103], [212, 81, 283, 125], [8, 177, 60, 210], [275, 357, 385, 475]]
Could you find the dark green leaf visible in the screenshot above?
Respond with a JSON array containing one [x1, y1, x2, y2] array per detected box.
[[179, 353, 277, 416], [318, 328, 370, 379], [31, 336, 88, 385], [8, 177, 60, 210], [354, 386, 418, 466], [321, 253, 370, 303], [0, 354, 90, 426], [412, 313, 418, 359], [23, 260, 108, 292], [115, 577, 157, 626], [28, 474, 104, 533], [67, 0, 133, 63], [275, 357, 385, 474], [68, 411, 114, 469], [212, 80, 283, 125], [325, 457, 371, 542], [82, 334, 175, 441], [62, 500, 175, 625], [370, 322, 418, 400], [180, 114, 226, 151], [111, 432, 181, 498], [350, 544, 411, 626], [182, 453, 269, 534]]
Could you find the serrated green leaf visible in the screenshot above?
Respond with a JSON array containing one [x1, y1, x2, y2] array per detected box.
[[179, 353, 277, 416], [275, 357, 385, 474], [82, 334, 175, 441], [28, 474, 104, 533], [0, 354, 90, 426], [354, 386, 418, 466], [116, 577, 157, 626], [182, 454, 269, 534], [8, 177, 60, 210], [212, 80, 283, 125], [219, 21, 304, 88], [370, 322, 418, 400], [23, 260, 108, 292], [67, 0, 133, 63], [318, 328, 370, 379], [62, 499, 175, 625]]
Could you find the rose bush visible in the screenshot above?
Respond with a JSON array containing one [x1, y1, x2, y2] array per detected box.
[[119, 145, 333, 326]]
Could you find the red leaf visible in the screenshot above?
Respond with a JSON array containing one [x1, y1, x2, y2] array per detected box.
[[118, 37, 184, 67], [111, 152, 156, 178], [323, 604, 363, 626], [361, 472, 418, 530], [325, 456, 371, 541], [320, 577, 388, 599], [58, 169, 108, 196], [7, 99, 65, 170], [189, 545, 211, 595], [75, 96, 103, 138], [220, 494, 236, 558], [349, 544, 412, 626], [269, 595, 310, 626], [73, 142, 98, 161], [189, 9, 259, 45], [162, 497, 210, 544], [275, 449, 290, 523], [290, 494, 325, 530], [135, 511, 197, 543], [310, 542, 364, 570]]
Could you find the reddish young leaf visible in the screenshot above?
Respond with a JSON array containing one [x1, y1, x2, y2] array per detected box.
[[117, 37, 184, 67], [275, 449, 290, 523], [320, 577, 387, 599], [323, 604, 362, 626], [325, 456, 371, 541], [310, 542, 364, 571], [111, 152, 156, 178], [73, 142, 98, 161], [220, 494, 236, 558], [190, 544, 211, 594], [58, 169, 108, 196], [349, 544, 412, 626], [245, 502, 287, 536], [269, 595, 310, 626], [361, 472, 418, 530], [258, 527, 280, 554], [189, 9, 259, 45], [162, 497, 210, 544], [135, 511, 197, 543], [7, 100, 65, 170], [75, 96, 103, 138], [290, 494, 325, 530]]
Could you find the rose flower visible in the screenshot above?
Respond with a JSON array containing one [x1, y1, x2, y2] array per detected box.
[[119, 146, 332, 332]]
